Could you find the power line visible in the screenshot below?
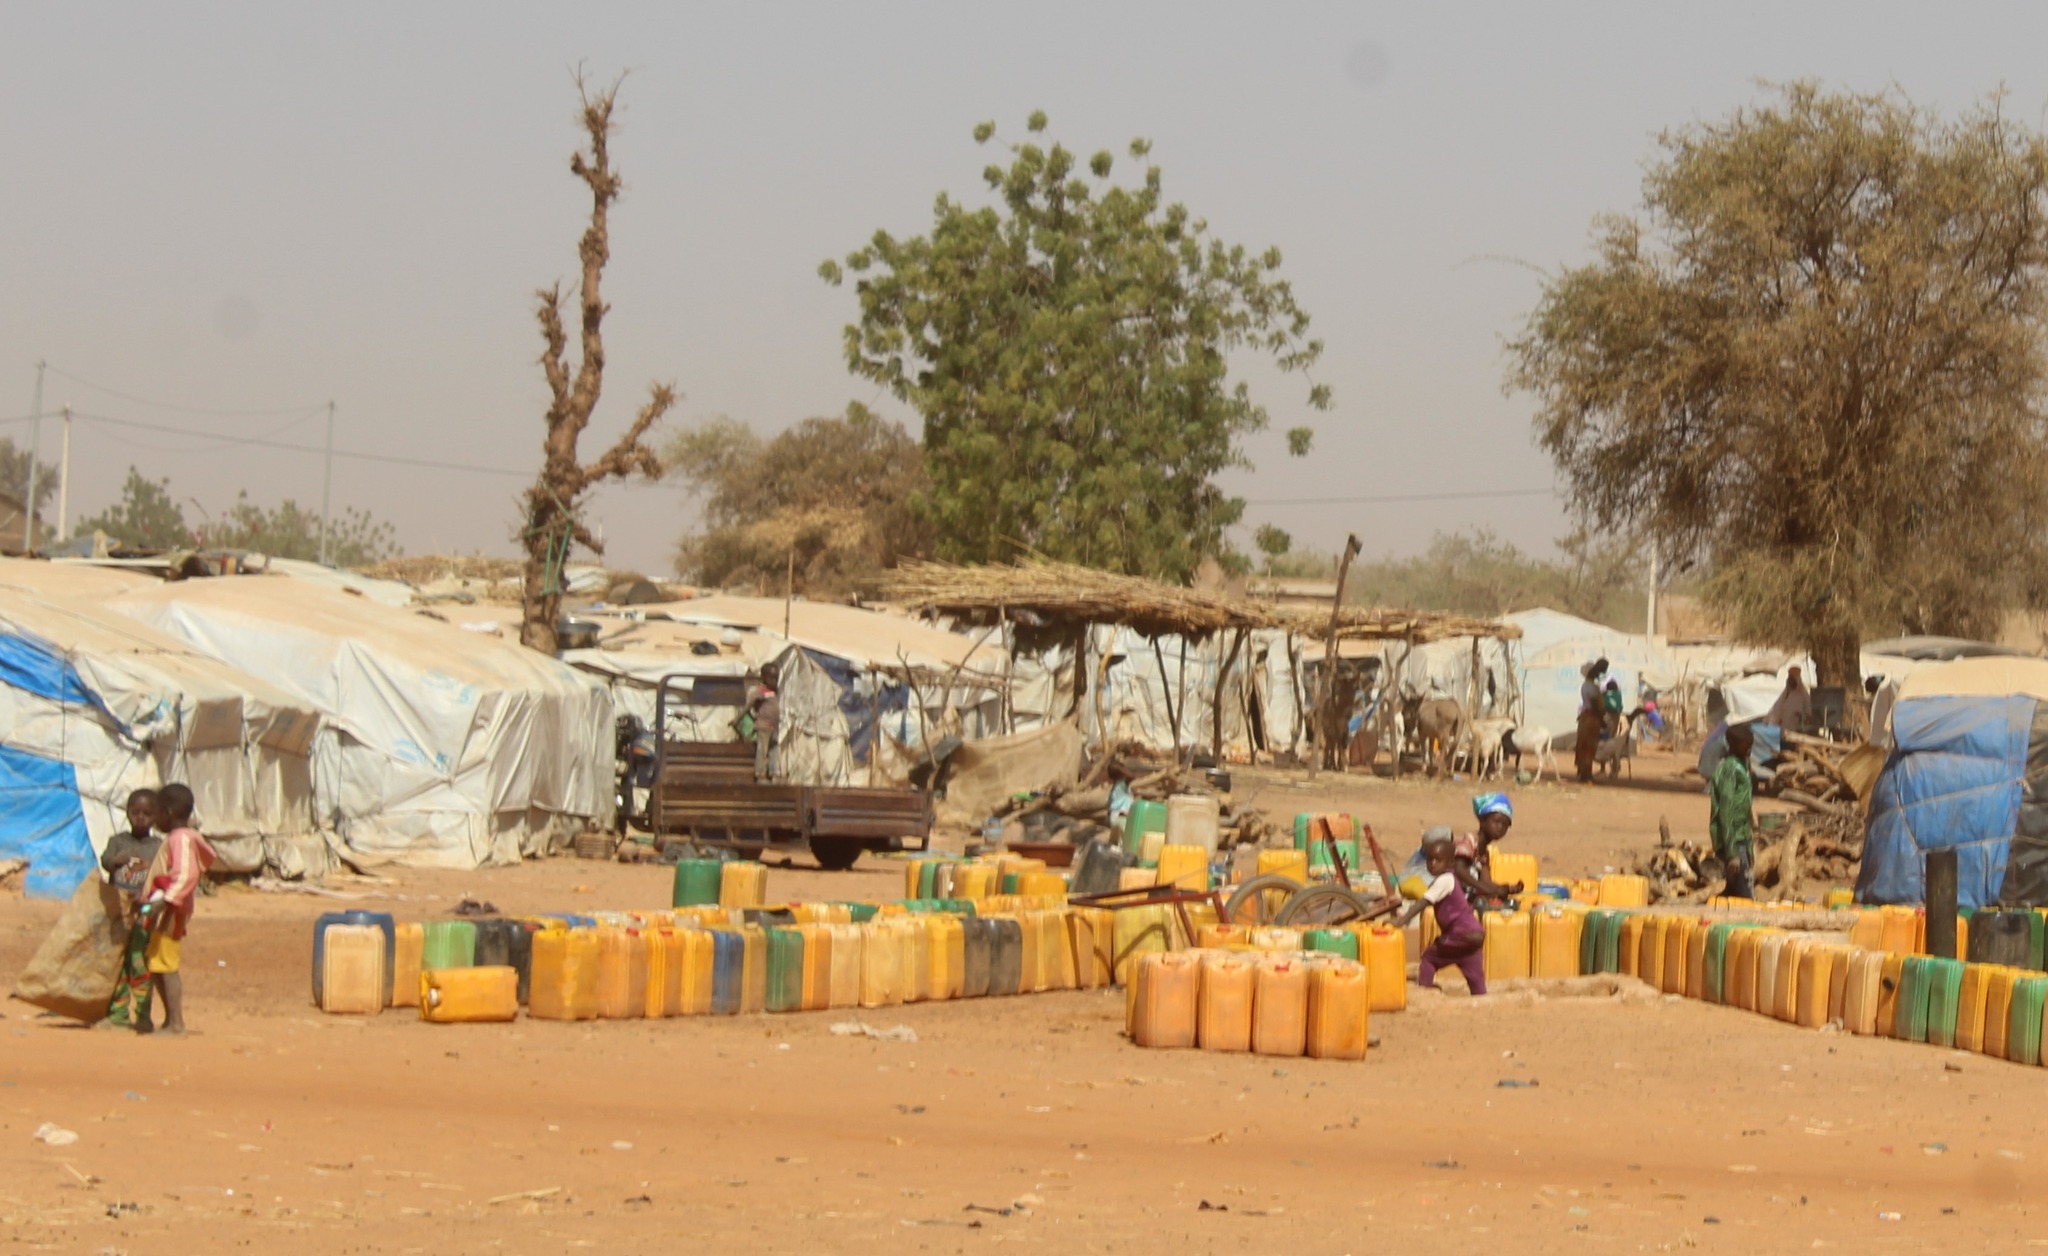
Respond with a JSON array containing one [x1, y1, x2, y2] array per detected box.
[[1243, 487, 1556, 506], [68, 410, 531, 479], [44, 363, 328, 418]]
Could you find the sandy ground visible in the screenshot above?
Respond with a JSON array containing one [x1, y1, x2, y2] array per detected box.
[[7, 757, 2045, 1255]]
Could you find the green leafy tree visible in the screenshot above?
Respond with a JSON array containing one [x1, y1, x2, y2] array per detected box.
[[73, 467, 194, 550], [666, 407, 932, 594], [1510, 84, 2048, 696], [1253, 523, 1292, 574], [206, 493, 398, 566], [1346, 527, 1649, 631], [823, 111, 1329, 580], [0, 436, 58, 517]]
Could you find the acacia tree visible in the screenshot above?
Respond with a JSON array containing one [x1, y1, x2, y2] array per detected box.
[[822, 112, 1328, 581], [1511, 84, 2048, 700], [518, 73, 672, 653]]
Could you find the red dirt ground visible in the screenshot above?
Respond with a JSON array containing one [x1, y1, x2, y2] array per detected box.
[[6, 758, 2042, 1254]]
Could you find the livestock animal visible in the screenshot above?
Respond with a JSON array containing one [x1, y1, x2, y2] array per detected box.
[[1595, 710, 1642, 779], [1500, 724, 1560, 783], [1468, 717, 1516, 780], [1411, 698, 1468, 777]]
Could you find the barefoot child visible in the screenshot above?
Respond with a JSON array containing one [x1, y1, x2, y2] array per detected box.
[[1393, 829, 1489, 996], [140, 783, 218, 1036], [102, 789, 163, 1031]]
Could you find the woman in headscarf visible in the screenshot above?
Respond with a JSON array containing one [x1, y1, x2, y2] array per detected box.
[[1574, 658, 1609, 783]]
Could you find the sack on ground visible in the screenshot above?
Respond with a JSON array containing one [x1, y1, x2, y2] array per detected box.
[[12, 877, 128, 1022]]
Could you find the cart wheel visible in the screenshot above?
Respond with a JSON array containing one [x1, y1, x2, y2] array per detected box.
[[1274, 883, 1380, 929], [1224, 875, 1301, 926], [811, 838, 863, 872]]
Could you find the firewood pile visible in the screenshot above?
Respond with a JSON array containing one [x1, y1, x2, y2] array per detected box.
[[1634, 733, 1881, 904]]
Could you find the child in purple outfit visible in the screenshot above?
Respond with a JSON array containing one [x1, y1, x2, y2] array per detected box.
[[1393, 831, 1488, 995]]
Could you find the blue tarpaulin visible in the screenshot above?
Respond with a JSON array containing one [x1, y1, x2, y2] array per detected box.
[[0, 628, 101, 709], [0, 743, 95, 899], [1858, 694, 2035, 908]]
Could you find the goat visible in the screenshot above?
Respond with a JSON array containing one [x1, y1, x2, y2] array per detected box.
[[1500, 724, 1560, 783]]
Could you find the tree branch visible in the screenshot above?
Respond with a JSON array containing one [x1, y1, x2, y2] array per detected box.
[[580, 383, 674, 487]]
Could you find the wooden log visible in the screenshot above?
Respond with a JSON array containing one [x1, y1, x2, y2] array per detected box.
[[1782, 788, 1857, 820]]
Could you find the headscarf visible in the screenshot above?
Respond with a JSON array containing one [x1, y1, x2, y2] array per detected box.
[[1472, 792, 1514, 821]]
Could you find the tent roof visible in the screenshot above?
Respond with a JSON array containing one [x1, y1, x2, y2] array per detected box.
[[1897, 657, 2048, 704], [604, 594, 1005, 681], [884, 559, 1517, 643], [103, 574, 601, 700], [1864, 635, 2035, 663]]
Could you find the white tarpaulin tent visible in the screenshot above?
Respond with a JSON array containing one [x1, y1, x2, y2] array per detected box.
[[106, 576, 613, 869], [0, 560, 322, 892]]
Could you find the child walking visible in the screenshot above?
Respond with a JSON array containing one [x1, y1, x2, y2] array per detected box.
[[140, 784, 218, 1036], [1394, 828, 1489, 996]]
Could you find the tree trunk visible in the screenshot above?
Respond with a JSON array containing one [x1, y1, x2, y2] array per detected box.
[[520, 539, 562, 654], [1809, 628, 1866, 737]]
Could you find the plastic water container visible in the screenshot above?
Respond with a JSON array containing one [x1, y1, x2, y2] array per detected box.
[[1250, 926, 1303, 953], [473, 920, 534, 1006], [1130, 952, 1200, 1048], [1196, 951, 1255, 1051], [390, 922, 424, 1011], [1893, 956, 1933, 1042], [1352, 925, 1405, 1013], [1842, 949, 1885, 1034], [1040, 910, 1074, 991], [1682, 918, 1711, 999], [859, 921, 905, 1007], [317, 924, 386, 1015], [986, 917, 1023, 996], [528, 929, 599, 1020], [1066, 910, 1103, 990], [1956, 963, 1997, 1051], [2008, 975, 2048, 1065], [1530, 906, 1581, 980], [1754, 932, 1790, 1019], [765, 928, 804, 1013], [1597, 874, 1649, 908], [1117, 867, 1158, 892], [958, 917, 991, 998], [592, 929, 642, 1019], [643, 928, 680, 1017], [1488, 851, 1539, 897], [1164, 794, 1222, 855], [1794, 944, 1837, 1029], [1482, 913, 1531, 983], [675, 929, 713, 1015], [824, 922, 862, 1008], [721, 861, 767, 910], [798, 922, 833, 1010], [1878, 905, 1922, 956], [1303, 927, 1358, 962], [1252, 956, 1309, 1057], [1307, 839, 1360, 878], [902, 914, 934, 1002], [420, 966, 519, 1023], [673, 859, 722, 908], [1156, 844, 1209, 892], [1969, 909, 2033, 968], [1123, 800, 1169, 855], [1257, 849, 1310, 885], [1659, 919, 1692, 996], [1306, 961, 1371, 1061], [1984, 965, 2021, 1058], [421, 920, 478, 973], [1110, 904, 1178, 985], [707, 929, 744, 1015], [1295, 813, 1354, 849], [312, 911, 396, 1007]]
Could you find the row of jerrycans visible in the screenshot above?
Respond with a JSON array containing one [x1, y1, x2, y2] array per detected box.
[[524, 907, 1119, 1020], [1193, 920, 1407, 1014], [902, 857, 1058, 902], [1128, 949, 1372, 1060]]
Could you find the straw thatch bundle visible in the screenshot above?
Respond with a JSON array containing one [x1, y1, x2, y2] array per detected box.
[[882, 559, 1517, 644]]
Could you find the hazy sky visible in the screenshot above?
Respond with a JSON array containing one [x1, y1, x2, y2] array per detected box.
[[6, 3, 2046, 576]]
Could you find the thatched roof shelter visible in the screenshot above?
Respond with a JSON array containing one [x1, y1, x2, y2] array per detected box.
[[882, 559, 1518, 644]]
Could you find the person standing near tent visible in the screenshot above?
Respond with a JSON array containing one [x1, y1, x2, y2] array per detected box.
[[138, 783, 218, 1036], [746, 662, 782, 781], [1711, 723, 1757, 900], [1766, 666, 1812, 732], [100, 788, 162, 1031], [1574, 658, 1609, 784]]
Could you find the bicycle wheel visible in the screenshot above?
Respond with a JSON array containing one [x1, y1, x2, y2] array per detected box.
[[1275, 883, 1381, 929], [1224, 874, 1301, 926]]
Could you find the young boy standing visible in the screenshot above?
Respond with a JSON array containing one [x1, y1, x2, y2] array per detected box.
[[1711, 723, 1757, 900], [102, 788, 163, 1031], [140, 784, 218, 1036]]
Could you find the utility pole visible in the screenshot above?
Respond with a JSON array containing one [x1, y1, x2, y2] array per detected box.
[[56, 405, 71, 544], [1646, 548, 1660, 638], [318, 400, 335, 566], [21, 360, 44, 552]]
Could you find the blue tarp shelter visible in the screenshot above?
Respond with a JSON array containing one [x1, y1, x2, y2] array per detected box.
[[1858, 692, 2048, 908]]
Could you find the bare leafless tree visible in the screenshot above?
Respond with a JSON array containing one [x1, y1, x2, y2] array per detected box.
[[519, 71, 672, 653]]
